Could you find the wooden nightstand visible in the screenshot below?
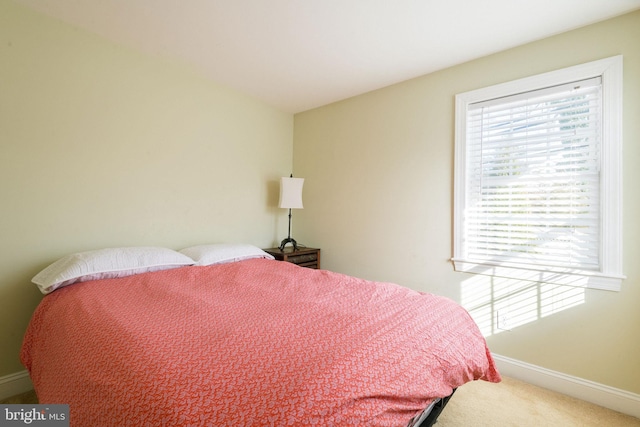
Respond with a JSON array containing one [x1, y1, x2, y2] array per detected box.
[[263, 247, 321, 269]]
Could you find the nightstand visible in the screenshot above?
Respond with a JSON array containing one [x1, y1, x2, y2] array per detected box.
[[263, 247, 321, 269]]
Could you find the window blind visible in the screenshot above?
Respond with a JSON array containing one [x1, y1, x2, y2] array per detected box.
[[464, 77, 602, 271]]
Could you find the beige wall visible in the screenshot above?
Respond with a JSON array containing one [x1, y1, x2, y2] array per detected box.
[[294, 11, 640, 394], [0, 1, 293, 376]]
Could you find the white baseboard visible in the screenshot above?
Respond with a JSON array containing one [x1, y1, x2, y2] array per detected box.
[[0, 370, 33, 401], [492, 353, 640, 419]]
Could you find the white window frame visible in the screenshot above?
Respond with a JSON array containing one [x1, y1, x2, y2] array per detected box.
[[453, 56, 624, 291]]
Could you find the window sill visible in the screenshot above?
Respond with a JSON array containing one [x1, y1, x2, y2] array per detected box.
[[451, 258, 625, 291]]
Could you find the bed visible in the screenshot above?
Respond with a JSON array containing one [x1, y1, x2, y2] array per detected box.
[[21, 245, 500, 426]]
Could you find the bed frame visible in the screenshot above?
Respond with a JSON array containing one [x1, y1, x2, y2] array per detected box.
[[409, 389, 456, 427]]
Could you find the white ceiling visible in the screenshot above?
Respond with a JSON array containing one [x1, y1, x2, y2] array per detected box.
[[14, 0, 640, 113]]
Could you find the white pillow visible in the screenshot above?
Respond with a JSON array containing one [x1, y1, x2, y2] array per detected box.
[[179, 243, 274, 266], [32, 247, 195, 295]]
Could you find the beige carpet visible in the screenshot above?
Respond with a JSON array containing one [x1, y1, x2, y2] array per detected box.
[[437, 376, 640, 426], [2, 378, 639, 426]]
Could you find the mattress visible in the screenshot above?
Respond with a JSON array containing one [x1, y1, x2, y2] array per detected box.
[[22, 258, 500, 426]]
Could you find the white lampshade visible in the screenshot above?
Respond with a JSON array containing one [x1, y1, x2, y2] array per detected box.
[[278, 177, 304, 209]]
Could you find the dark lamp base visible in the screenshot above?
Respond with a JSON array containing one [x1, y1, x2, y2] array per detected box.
[[278, 237, 298, 251]]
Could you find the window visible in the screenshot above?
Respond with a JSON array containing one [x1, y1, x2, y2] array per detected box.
[[453, 56, 624, 291]]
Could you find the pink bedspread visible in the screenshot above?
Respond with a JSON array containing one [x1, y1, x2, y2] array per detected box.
[[22, 259, 499, 426]]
